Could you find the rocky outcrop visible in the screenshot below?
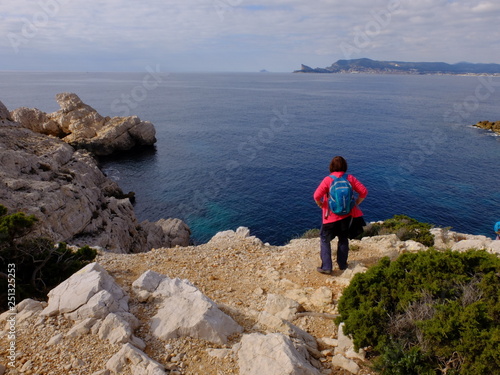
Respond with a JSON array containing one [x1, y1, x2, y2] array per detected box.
[[0, 99, 189, 253], [1, 227, 499, 374], [474, 120, 500, 135], [11, 93, 156, 156]]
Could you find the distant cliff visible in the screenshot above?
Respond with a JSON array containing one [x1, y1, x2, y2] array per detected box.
[[294, 58, 500, 75]]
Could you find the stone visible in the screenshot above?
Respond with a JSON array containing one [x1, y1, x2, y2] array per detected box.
[[46, 333, 64, 347], [134, 270, 243, 345], [263, 294, 303, 321], [331, 354, 360, 374], [14, 299, 44, 324], [318, 337, 338, 348], [335, 323, 365, 361], [310, 287, 333, 309], [42, 263, 128, 319], [208, 227, 263, 248], [207, 348, 233, 359], [106, 343, 166, 374], [98, 313, 134, 345], [452, 239, 489, 252], [404, 240, 427, 252], [236, 333, 321, 375], [66, 318, 97, 338], [141, 218, 191, 250]]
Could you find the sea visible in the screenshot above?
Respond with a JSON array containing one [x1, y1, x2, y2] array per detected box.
[[1, 71, 499, 245]]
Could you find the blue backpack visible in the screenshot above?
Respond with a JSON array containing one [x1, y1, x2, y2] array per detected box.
[[327, 174, 355, 216]]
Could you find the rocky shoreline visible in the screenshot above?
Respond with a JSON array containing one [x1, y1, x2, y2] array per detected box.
[[474, 120, 500, 135], [1, 227, 499, 375], [0, 95, 189, 253]]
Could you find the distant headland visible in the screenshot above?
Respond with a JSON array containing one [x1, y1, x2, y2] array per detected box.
[[294, 58, 500, 75]]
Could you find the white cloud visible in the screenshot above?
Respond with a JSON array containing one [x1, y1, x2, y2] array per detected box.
[[0, 0, 499, 71]]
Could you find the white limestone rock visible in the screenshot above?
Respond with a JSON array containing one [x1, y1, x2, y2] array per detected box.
[[208, 226, 263, 248], [66, 318, 97, 338], [263, 293, 303, 321], [42, 263, 128, 319], [310, 287, 333, 309], [97, 312, 140, 345], [12, 93, 156, 156], [331, 354, 360, 374], [335, 323, 366, 361], [451, 238, 491, 252], [133, 270, 243, 345], [236, 333, 321, 375], [404, 240, 427, 252], [106, 343, 166, 375]]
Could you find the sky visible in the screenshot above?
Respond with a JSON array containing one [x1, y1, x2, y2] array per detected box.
[[1, 0, 500, 72]]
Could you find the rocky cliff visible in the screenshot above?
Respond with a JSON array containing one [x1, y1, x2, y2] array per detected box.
[[1, 227, 498, 374], [0, 98, 189, 253]]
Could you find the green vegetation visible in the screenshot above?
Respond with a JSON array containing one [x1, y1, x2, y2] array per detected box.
[[0, 205, 97, 311], [361, 215, 434, 246], [337, 249, 500, 375], [299, 228, 320, 239]]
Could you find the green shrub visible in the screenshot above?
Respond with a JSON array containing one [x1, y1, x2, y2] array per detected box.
[[0, 205, 97, 311], [300, 228, 320, 239], [337, 249, 500, 375], [361, 215, 434, 246]]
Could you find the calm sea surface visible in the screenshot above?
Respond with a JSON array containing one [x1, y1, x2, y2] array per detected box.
[[1, 72, 499, 245]]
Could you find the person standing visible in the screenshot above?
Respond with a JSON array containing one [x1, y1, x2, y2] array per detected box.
[[495, 222, 500, 240], [313, 156, 368, 274]]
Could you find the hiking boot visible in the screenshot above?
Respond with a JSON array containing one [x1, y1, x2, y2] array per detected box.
[[316, 267, 332, 275]]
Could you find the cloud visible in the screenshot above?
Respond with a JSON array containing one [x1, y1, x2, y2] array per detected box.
[[0, 0, 499, 71]]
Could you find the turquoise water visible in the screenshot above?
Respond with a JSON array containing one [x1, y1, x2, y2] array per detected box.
[[1, 72, 499, 244]]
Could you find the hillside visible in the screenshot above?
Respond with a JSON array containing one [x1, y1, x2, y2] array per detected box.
[[294, 58, 500, 75], [1, 226, 498, 375]]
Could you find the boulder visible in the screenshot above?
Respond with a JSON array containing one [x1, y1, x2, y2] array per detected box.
[[106, 343, 166, 375], [451, 238, 490, 252], [208, 226, 263, 248], [10, 106, 61, 136], [236, 333, 321, 375], [133, 270, 243, 344], [11, 93, 157, 156], [97, 312, 142, 346], [42, 263, 128, 319], [141, 218, 191, 250], [331, 354, 360, 374]]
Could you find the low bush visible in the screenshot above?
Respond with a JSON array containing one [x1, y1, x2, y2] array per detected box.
[[0, 205, 97, 311], [361, 215, 434, 246], [300, 228, 320, 239], [337, 249, 500, 375]]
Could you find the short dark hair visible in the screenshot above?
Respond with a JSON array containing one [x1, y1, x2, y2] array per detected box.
[[329, 156, 348, 172]]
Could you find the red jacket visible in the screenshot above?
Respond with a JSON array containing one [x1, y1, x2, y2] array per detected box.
[[313, 172, 368, 224]]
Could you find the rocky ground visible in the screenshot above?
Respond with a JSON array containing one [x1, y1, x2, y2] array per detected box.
[[1, 227, 498, 375]]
